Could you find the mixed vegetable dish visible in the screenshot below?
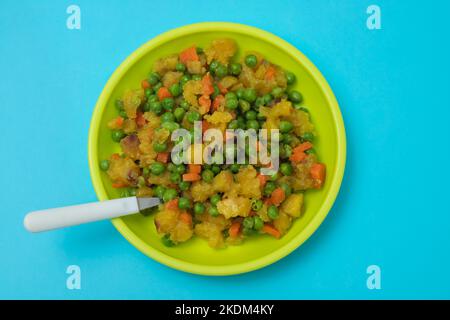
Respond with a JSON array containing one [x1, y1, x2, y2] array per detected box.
[[100, 39, 326, 248]]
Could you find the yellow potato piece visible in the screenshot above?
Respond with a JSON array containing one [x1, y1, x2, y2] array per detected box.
[[281, 193, 304, 217]]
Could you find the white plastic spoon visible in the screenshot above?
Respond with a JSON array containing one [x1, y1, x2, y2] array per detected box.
[[23, 197, 160, 233]]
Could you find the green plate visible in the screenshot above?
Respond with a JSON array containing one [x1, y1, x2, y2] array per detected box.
[[88, 22, 346, 276]]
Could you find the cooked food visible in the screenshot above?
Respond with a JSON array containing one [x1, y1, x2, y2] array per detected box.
[[100, 39, 326, 248]]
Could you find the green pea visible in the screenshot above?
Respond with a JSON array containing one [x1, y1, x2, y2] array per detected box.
[[282, 133, 294, 144], [179, 181, 190, 191], [202, 169, 214, 182], [269, 172, 279, 181], [285, 71, 296, 85], [257, 112, 266, 121], [137, 176, 146, 188], [145, 88, 153, 98], [153, 142, 168, 153], [161, 112, 175, 123], [128, 188, 137, 197], [209, 60, 219, 72], [175, 164, 186, 174], [147, 72, 160, 85], [153, 82, 162, 92], [180, 75, 191, 87], [271, 87, 284, 98], [279, 182, 292, 197], [243, 226, 256, 236], [115, 99, 124, 111], [225, 92, 237, 100], [175, 62, 186, 72], [149, 101, 162, 114], [302, 132, 314, 142], [162, 97, 175, 111], [143, 101, 151, 112], [167, 163, 176, 172], [243, 88, 257, 103], [229, 63, 242, 76], [280, 162, 293, 176], [230, 164, 240, 173], [169, 83, 182, 97], [194, 202, 205, 215], [154, 185, 166, 198], [211, 165, 221, 174], [288, 90, 303, 103], [186, 111, 201, 123], [196, 47, 203, 54], [161, 234, 174, 247], [245, 54, 258, 68], [192, 74, 202, 81], [173, 108, 185, 122], [99, 159, 110, 171], [268, 205, 279, 219], [150, 162, 165, 175], [263, 94, 273, 105], [245, 110, 257, 121], [254, 97, 264, 108], [238, 100, 251, 113], [264, 181, 276, 196], [161, 121, 180, 133], [243, 217, 254, 229], [279, 120, 294, 133], [305, 148, 316, 155], [215, 64, 228, 78], [246, 120, 260, 130], [178, 197, 191, 210], [282, 144, 292, 158], [209, 206, 219, 217], [210, 194, 221, 206], [142, 167, 150, 177], [170, 172, 181, 184], [148, 94, 159, 103], [228, 120, 239, 129], [253, 216, 264, 230], [226, 98, 238, 109], [236, 88, 245, 99], [211, 84, 220, 99], [251, 199, 263, 211], [111, 130, 125, 142], [162, 188, 177, 202], [179, 99, 190, 110]]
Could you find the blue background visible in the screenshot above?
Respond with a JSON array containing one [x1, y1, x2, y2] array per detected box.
[[1, 0, 449, 299]]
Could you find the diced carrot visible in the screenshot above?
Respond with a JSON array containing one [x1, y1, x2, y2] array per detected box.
[[201, 73, 214, 96], [115, 116, 124, 127], [112, 182, 127, 188], [198, 95, 211, 113], [310, 163, 326, 188], [229, 222, 241, 238], [296, 142, 313, 152], [179, 212, 193, 225], [217, 83, 228, 94], [135, 112, 146, 127], [179, 46, 199, 64], [202, 120, 210, 134], [290, 151, 307, 163], [270, 188, 285, 206], [165, 198, 179, 211], [156, 152, 170, 163], [188, 164, 201, 174], [264, 65, 277, 81], [141, 79, 151, 89], [257, 174, 267, 187], [157, 87, 172, 101], [262, 224, 281, 239], [111, 153, 121, 160], [182, 173, 201, 182], [212, 94, 225, 110]]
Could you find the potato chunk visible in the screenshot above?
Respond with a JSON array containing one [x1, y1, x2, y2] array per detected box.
[[280, 194, 304, 217], [205, 38, 237, 65], [217, 197, 251, 219]]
